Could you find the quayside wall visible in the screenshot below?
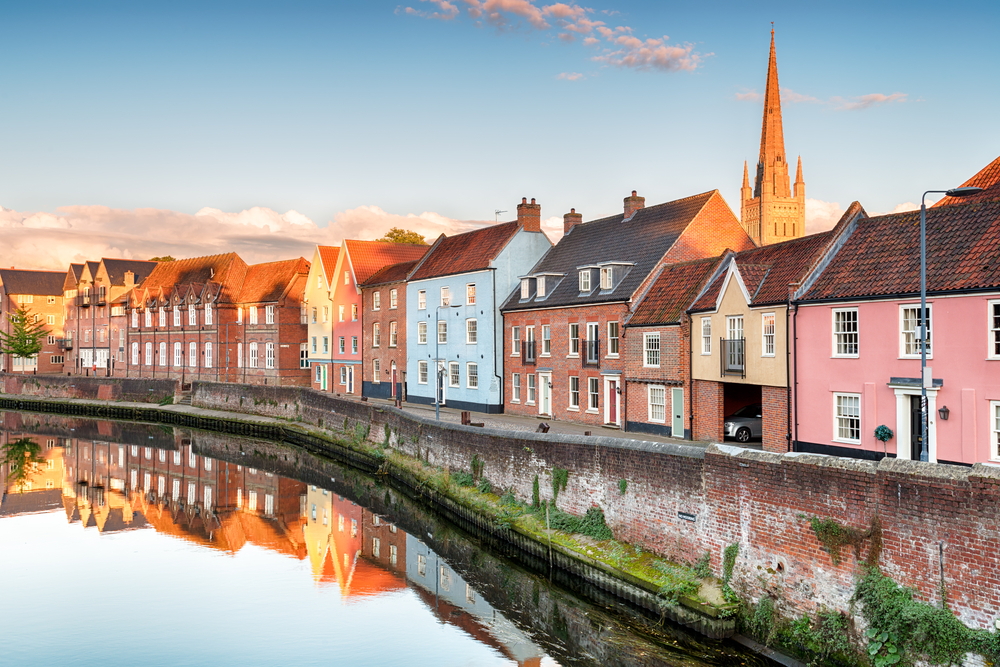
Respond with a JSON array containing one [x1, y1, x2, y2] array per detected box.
[[5, 374, 1000, 634]]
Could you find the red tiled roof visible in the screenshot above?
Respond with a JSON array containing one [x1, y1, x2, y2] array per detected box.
[[237, 257, 310, 304], [343, 240, 428, 285], [690, 271, 725, 311], [318, 246, 340, 287], [739, 264, 772, 299], [801, 198, 1000, 301], [136, 253, 247, 304], [409, 220, 521, 281], [628, 257, 721, 326], [933, 155, 1000, 207], [360, 260, 420, 288]]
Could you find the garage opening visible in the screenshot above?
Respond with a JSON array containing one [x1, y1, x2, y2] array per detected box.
[[723, 383, 762, 444]]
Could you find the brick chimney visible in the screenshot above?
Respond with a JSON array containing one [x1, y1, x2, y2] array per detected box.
[[623, 190, 645, 219], [563, 208, 582, 236], [124, 270, 135, 289], [517, 197, 541, 232]]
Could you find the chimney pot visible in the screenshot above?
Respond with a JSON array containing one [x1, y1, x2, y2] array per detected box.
[[563, 208, 583, 236], [624, 191, 645, 219], [632, 190, 637, 196], [517, 197, 542, 233]]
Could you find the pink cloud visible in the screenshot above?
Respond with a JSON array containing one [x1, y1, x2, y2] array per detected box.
[[402, 0, 460, 20], [541, 2, 587, 21], [804, 198, 844, 235], [834, 92, 908, 110], [557, 71, 584, 80], [595, 37, 701, 72], [735, 89, 762, 102], [781, 87, 820, 104], [582, 36, 599, 46], [482, 0, 549, 28]]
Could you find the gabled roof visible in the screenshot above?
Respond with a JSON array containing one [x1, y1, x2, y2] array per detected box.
[[360, 260, 420, 288], [135, 253, 247, 304], [237, 257, 310, 304], [503, 191, 718, 311], [800, 198, 1000, 301], [318, 246, 340, 288], [691, 232, 832, 311], [933, 155, 1000, 207], [101, 258, 157, 287], [409, 220, 522, 282], [343, 240, 428, 285], [627, 257, 723, 327], [0, 269, 66, 297], [63, 264, 84, 292]]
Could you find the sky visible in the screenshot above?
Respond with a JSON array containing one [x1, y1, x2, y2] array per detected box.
[[2, 0, 998, 269]]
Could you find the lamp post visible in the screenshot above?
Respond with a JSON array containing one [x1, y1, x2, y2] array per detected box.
[[917, 186, 982, 462], [434, 303, 461, 420]]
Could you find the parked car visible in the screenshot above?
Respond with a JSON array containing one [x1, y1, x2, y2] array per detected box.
[[724, 404, 762, 443]]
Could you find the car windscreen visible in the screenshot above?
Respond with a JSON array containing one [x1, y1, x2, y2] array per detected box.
[[732, 404, 761, 418]]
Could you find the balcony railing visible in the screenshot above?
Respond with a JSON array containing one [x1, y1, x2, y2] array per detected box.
[[721, 338, 745, 378], [582, 339, 600, 366], [75, 288, 106, 307], [521, 340, 537, 365], [63, 337, 73, 350], [76, 293, 90, 308]]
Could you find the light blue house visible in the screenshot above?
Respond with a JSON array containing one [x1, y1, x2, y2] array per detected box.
[[405, 199, 552, 413]]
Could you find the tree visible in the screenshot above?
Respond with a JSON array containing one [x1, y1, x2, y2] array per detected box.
[[0, 305, 47, 373], [377, 228, 427, 245], [149, 256, 175, 262], [2, 437, 46, 493]]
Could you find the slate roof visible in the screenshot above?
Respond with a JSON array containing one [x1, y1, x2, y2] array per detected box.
[[237, 257, 310, 303], [101, 258, 157, 286], [0, 269, 66, 296], [343, 240, 428, 285], [410, 220, 522, 282], [627, 257, 722, 327], [933, 155, 1000, 207], [360, 260, 420, 288], [63, 264, 84, 292], [502, 191, 717, 312], [800, 199, 1000, 301], [690, 232, 832, 311], [318, 246, 340, 287], [136, 253, 247, 304]]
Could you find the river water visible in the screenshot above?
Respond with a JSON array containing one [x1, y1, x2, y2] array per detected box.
[[0, 413, 770, 667]]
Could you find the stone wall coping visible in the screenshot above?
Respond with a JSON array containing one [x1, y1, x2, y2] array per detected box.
[[707, 443, 879, 473], [877, 456, 972, 482]]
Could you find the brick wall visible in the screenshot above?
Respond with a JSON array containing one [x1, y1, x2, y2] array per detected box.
[[761, 384, 788, 452], [624, 321, 689, 437], [1, 372, 177, 402], [693, 379, 723, 441], [361, 281, 407, 399]]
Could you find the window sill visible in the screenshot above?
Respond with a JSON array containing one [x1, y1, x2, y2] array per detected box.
[[526, 401, 536, 406], [762, 354, 776, 358], [511, 399, 520, 403], [567, 406, 580, 412], [648, 419, 666, 424], [831, 354, 859, 359], [586, 409, 599, 414], [899, 355, 932, 360], [832, 438, 861, 446], [643, 364, 660, 369], [606, 354, 620, 359], [567, 353, 579, 358]]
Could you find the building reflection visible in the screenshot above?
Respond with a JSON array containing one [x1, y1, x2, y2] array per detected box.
[[1, 413, 544, 665]]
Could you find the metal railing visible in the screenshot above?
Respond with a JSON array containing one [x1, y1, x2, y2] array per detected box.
[[721, 338, 745, 378]]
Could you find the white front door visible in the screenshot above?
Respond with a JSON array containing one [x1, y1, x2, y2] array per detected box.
[[672, 388, 684, 437], [540, 373, 551, 416], [347, 366, 355, 394]]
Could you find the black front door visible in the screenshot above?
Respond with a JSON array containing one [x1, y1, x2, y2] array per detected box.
[[910, 395, 924, 461]]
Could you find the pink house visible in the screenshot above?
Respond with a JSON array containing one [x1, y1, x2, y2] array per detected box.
[[792, 162, 1000, 465]]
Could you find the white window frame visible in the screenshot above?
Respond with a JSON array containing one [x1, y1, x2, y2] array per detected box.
[[437, 321, 447, 344], [266, 305, 275, 324], [323, 306, 329, 322], [159, 342, 166, 367], [249, 342, 258, 368], [537, 276, 546, 298], [389, 288, 398, 309], [569, 323, 579, 357], [568, 376, 580, 410], [643, 332, 660, 368], [607, 321, 619, 357], [205, 302, 213, 325], [467, 362, 478, 389], [587, 377, 600, 412], [188, 303, 196, 326], [339, 305, 345, 322], [418, 360, 428, 384], [417, 321, 427, 344], [265, 342, 274, 369], [761, 312, 776, 358], [833, 392, 861, 444], [648, 385, 666, 423], [144, 342, 152, 366], [832, 308, 859, 358], [132, 310, 139, 328], [520, 279, 530, 299], [373, 291, 381, 310], [389, 321, 398, 347], [579, 270, 590, 293], [466, 284, 475, 305], [145, 309, 152, 328], [440, 286, 450, 307], [449, 362, 460, 388], [352, 304, 357, 321], [237, 306, 243, 323], [249, 306, 258, 325], [701, 317, 712, 355], [188, 341, 197, 368], [340, 367, 347, 385], [204, 342, 212, 368], [512, 373, 521, 402], [237, 342, 243, 367], [158, 307, 166, 327], [511, 326, 520, 356], [373, 359, 380, 382], [131, 342, 139, 364], [600, 267, 612, 290], [991, 400, 1000, 461], [373, 322, 381, 347], [173, 342, 182, 367], [315, 364, 322, 384], [417, 290, 426, 310], [541, 325, 551, 355], [526, 374, 536, 404], [900, 303, 931, 359], [351, 336, 358, 354], [988, 300, 1000, 360], [339, 337, 345, 354]]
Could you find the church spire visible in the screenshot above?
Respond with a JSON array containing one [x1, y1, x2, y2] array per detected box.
[[755, 26, 789, 198]]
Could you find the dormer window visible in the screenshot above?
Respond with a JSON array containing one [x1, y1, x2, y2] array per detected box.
[[521, 279, 530, 299], [600, 268, 613, 290], [537, 277, 546, 298], [579, 271, 590, 292]]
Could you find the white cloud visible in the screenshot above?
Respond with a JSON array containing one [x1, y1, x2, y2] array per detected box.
[[805, 198, 844, 235], [889, 202, 919, 214], [833, 92, 908, 111], [781, 88, 821, 104], [557, 71, 584, 80], [0, 203, 491, 271], [737, 87, 908, 111], [735, 89, 762, 102]]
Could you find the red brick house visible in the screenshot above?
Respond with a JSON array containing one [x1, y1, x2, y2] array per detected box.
[[500, 190, 755, 428], [622, 256, 727, 439], [359, 259, 422, 401], [0, 268, 68, 374], [125, 253, 310, 385]]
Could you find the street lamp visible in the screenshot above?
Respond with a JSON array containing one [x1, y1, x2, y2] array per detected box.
[[917, 186, 982, 462], [434, 303, 461, 420]]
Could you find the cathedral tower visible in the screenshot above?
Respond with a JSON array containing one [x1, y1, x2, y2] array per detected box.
[[740, 28, 805, 246]]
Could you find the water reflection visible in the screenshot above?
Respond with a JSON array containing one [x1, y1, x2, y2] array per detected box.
[[0, 412, 768, 667]]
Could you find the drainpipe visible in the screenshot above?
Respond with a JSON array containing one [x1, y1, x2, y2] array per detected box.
[[688, 314, 695, 440], [785, 296, 792, 452], [490, 268, 503, 413], [792, 299, 799, 452]]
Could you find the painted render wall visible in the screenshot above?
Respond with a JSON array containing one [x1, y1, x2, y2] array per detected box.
[[794, 293, 1000, 465]]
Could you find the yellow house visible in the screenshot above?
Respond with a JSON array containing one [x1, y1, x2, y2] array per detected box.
[[303, 246, 340, 392]]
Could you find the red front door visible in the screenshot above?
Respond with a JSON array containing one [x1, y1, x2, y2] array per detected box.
[[391, 368, 397, 397], [609, 380, 617, 424]]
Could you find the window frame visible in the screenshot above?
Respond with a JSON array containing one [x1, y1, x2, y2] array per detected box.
[[607, 321, 619, 357], [899, 303, 932, 359], [373, 291, 381, 311], [587, 377, 600, 412], [568, 323, 580, 357], [466, 318, 477, 344], [265, 342, 274, 369], [511, 373, 521, 402], [389, 289, 397, 309], [389, 321, 398, 347], [448, 361, 460, 388], [466, 283, 475, 305], [568, 376, 580, 410], [701, 317, 712, 355], [266, 304, 275, 324], [173, 342, 182, 367], [417, 321, 427, 344], [991, 400, 1000, 461], [988, 300, 1000, 360], [526, 373, 536, 404], [440, 286, 450, 307], [832, 307, 859, 358], [648, 385, 666, 423], [466, 362, 478, 389], [579, 270, 590, 293], [417, 290, 426, 310], [373, 322, 381, 347], [373, 359, 380, 382], [761, 312, 776, 358], [339, 337, 345, 354], [833, 392, 862, 444], [643, 332, 661, 368], [351, 336, 358, 354], [600, 267, 612, 290], [418, 360, 429, 384], [541, 324, 551, 356], [511, 326, 520, 356], [437, 320, 447, 344]]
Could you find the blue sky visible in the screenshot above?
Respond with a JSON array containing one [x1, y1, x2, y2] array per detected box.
[[1, 1, 998, 267]]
